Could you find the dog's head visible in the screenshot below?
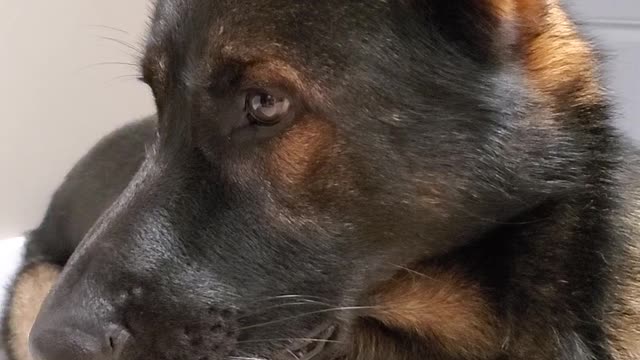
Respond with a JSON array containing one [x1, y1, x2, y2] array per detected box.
[[30, 1, 604, 359]]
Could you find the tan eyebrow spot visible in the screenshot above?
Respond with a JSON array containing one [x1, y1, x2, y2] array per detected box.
[[267, 117, 335, 189]]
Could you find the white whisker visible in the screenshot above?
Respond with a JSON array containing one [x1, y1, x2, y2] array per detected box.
[[239, 306, 377, 331]]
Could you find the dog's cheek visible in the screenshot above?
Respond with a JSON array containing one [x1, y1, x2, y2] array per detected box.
[[267, 117, 339, 192], [7, 263, 61, 360], [364, 264, 503, 358], [605, 239, 640, 359]]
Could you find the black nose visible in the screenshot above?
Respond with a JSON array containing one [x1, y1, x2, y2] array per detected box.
[[29, 321, 131, 360]]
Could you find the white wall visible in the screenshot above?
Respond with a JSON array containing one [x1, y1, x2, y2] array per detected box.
[[0, 1, 638, 239], [0, 1, 155, 238]]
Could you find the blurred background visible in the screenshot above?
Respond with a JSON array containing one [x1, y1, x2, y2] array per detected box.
[[0, 0, 638, 239]]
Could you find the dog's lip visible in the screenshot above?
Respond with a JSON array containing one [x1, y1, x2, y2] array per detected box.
[[286, 323, 339, 360]]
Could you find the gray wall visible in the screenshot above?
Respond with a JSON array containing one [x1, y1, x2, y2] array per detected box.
[[566, 0, 640, 140], [0, 1, 638, 238]]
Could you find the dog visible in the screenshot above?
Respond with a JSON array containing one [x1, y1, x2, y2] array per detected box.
[[2, 0, 640, 359]]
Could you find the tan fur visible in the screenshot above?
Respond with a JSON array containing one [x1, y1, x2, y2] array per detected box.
[[366, 265, 503, 359], [606, 193, 640, 359], [520, 0, 604, 108], [268, 118, 335, 188], [491, 0, 544, 22], [491, 0, 603, 109], [7, 264, 61, 360]]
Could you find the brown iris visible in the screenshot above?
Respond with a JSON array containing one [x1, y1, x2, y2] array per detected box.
[[245, 91, 291, 126]]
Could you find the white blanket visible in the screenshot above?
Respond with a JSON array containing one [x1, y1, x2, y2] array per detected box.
[[0, 236, 25, 360], [0, 236, 26, 312]]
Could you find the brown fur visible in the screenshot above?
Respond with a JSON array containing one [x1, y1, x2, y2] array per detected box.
[[489, 0, 603, 109], [268, 118, 335, 188], [6, 264, 60, 360], [608, 257, 640, 360], [365, 264, 503, 359], [6, 2, 638, 360], [519, 0, 604, 108], [605, 183, 640, 359], [357, 2, 633, 359]]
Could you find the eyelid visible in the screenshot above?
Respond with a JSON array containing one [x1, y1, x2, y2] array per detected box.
[[239, 84, 292, 102], [240, 63, 301, 93], [245, 61, 328, 113]]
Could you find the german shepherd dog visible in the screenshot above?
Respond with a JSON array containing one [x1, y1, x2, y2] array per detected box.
[[2, 0, 640, 359]]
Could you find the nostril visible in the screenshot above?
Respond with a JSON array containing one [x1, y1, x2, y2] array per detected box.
[[106, 325, 132, 358], [29, 321, 131, 360], [29, 326, 102, 360]]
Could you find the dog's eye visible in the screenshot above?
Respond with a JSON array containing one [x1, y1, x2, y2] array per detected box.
[[245, 91, 291, 126]]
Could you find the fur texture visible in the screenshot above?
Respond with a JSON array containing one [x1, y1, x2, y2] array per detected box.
[[2, 0, 639, 359]]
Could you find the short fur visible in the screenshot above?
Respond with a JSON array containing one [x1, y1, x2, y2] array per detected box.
[[2, 0, 639, 359], [4, 264, 60, 360]]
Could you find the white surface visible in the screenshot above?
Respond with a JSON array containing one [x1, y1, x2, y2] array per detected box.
[[0, 236, 26, 311], [0, 1, 155, 239], [0, 237, 26, 360]]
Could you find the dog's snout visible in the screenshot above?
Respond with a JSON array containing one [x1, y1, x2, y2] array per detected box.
[[29, 320, 130, 360]]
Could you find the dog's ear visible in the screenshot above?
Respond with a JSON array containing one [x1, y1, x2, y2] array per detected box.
[[398, 0, 603, 109], [394, 0, 547, 62]]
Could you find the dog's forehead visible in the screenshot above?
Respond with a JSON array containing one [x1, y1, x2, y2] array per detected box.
[[148, 0, 391, 59]]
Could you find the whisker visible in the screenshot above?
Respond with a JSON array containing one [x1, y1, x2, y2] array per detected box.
[[98, 36, 144, 56], [239, 306, 377, 331], [229, 351, 268, 360], [108, 74, 143, 83], [387, 263, 435, 280], [246, 294, 334, 305], [79, 62, 141, 71], [287, 349, 301, 360], [236, 338, 344, 345], [103, 75, 145, 87], [85, 24, 130, 35], [239, 301, 336, 320]]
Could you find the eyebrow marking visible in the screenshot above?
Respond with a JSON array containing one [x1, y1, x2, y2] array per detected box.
[[242, 60, 329, 108]]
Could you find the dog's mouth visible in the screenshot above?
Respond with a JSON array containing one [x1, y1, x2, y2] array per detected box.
[[275, 323, 341, 360]]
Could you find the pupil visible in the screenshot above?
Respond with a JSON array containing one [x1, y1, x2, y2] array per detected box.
[[246, 91, 290, 125], [251, 93, 278, 119], [260, 94, 275, 107]]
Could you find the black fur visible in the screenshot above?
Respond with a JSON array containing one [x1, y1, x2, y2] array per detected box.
[[2, 1, 640, 360]]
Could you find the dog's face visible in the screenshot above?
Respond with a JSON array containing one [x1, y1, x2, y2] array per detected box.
[[30, 1, 563, 359]]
